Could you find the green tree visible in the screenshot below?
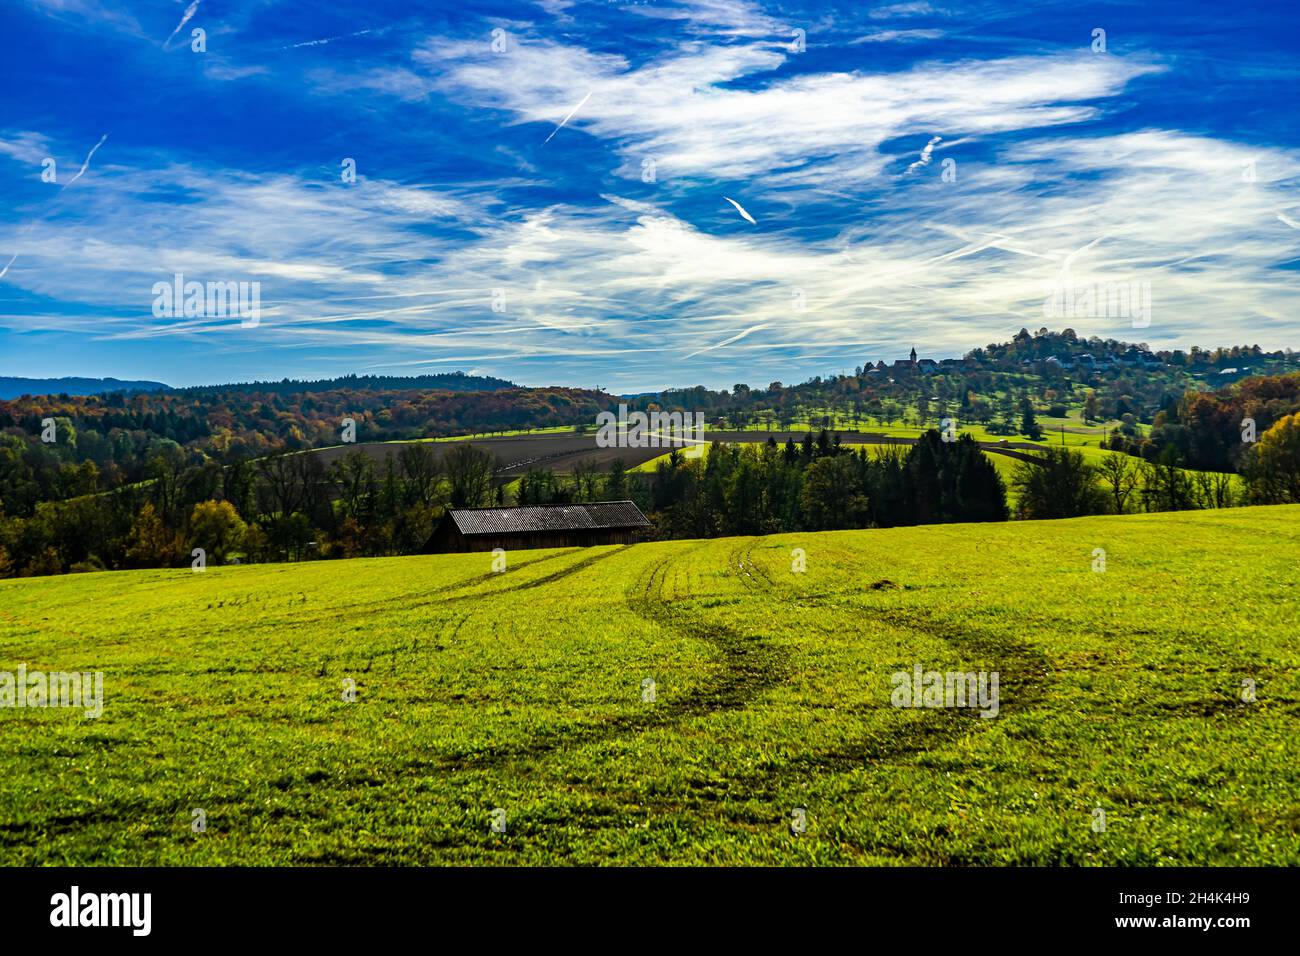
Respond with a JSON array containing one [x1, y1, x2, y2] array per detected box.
[[398, 443, 443, 508], [1011, 448, 1106, 519], [951, 436, 1009, 522], [444, 443, 498, 508], [571, 458, 602, 502], [1083, 390, 1099, 422], [1096, 453, 1140, 514], [605, 458, 628, 500], [800, 454, 867, 530], [1019, 398, 1044, 440], [1139, 447, 1197, 512]]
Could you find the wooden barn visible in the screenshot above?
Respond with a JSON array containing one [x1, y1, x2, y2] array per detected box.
[[426, 501, 651, 553]]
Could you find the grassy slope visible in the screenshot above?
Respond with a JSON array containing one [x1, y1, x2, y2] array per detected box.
[[1, 507, 1297, 865]]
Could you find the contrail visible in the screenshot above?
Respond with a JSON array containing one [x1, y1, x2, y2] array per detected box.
[[1061, 236, 1104, 272], [723, 196, 757, 225], [684, 323, 767, 359], [906, 135, 942, 174], [283, 29, 373, 50], [163, 1, 201, 50], [2, 132, 108, 281], [64, 133, 108, 187], [977, 231, 1056, 261], [544, 91, 592, 144]]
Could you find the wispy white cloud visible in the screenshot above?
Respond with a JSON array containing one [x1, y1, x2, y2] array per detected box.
[[346, 38, 1162, 188], [627, 0, 790, 37], [850, 29, 943, 43], [0, 131, 52, 165], [162, 0, 201, 51], [23, 0, 146, 38], [6, 127, 1297, 387], [870, 2, 942, 18], [5, 8, 1298, 390]]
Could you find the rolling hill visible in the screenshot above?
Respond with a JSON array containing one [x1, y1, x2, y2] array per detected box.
[[1, 506, 1296, 865], [171, 372, 517, 396], [0, 376, 170, 400]]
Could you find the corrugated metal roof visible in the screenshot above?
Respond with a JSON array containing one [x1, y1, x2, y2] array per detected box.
[[448, 501, 650, 536]]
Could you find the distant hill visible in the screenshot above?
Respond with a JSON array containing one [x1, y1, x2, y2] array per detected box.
[[0, 376, 170, 400], [173, 372, 517, 396]]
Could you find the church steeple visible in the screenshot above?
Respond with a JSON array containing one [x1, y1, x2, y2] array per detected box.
[[909, 346, 917, 365]]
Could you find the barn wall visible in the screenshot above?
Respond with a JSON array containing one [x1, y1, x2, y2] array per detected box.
[[430, 527, 643, 553]]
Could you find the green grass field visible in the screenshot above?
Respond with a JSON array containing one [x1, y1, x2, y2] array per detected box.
[[2, 507, 1297, 865]]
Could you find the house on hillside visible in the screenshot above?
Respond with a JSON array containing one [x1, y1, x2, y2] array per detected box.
[[426, 501, 652, 553]]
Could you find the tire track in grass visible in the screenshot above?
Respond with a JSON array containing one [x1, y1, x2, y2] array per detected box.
[[188, 550, 583, 637], [310, 547, 582, 616], [553, 543, 1036, 860], [437, 540, 993, 825], [430, 542, 794, 773], [791, 606, 1052, 772], [623, 545, 796, 713], [352, 541, 1041, 855], [426, 548, 579, 597], [737, 542, 1053, 722], [309, 549, 619, 695], [445, 544, 634, 600], [649, 544, 1053, 801], [397, 542, 796, 857], [735, 544, 1250, 725], [716, 551, 1265, 864], [454, 542, 993, 830]]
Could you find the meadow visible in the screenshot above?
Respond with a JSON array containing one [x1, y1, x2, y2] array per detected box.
[[1, 506, 1297, 865]]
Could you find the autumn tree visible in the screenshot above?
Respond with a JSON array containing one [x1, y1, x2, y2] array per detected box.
[[189, 500, 248, 564], [1243, 412, 1300, 503], [125, 502, 178, 566]]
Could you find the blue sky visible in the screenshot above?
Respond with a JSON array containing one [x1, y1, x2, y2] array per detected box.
[[1, 0, 1297, 391]]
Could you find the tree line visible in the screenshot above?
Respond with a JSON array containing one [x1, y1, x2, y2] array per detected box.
[[0, 384, 615, 519], [6, 417, 1299, 578], [0, 431, 1009, 575], [0, 443, 499, 576]]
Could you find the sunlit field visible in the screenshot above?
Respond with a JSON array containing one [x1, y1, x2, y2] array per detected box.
[[1, 507, 1297, 865]]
